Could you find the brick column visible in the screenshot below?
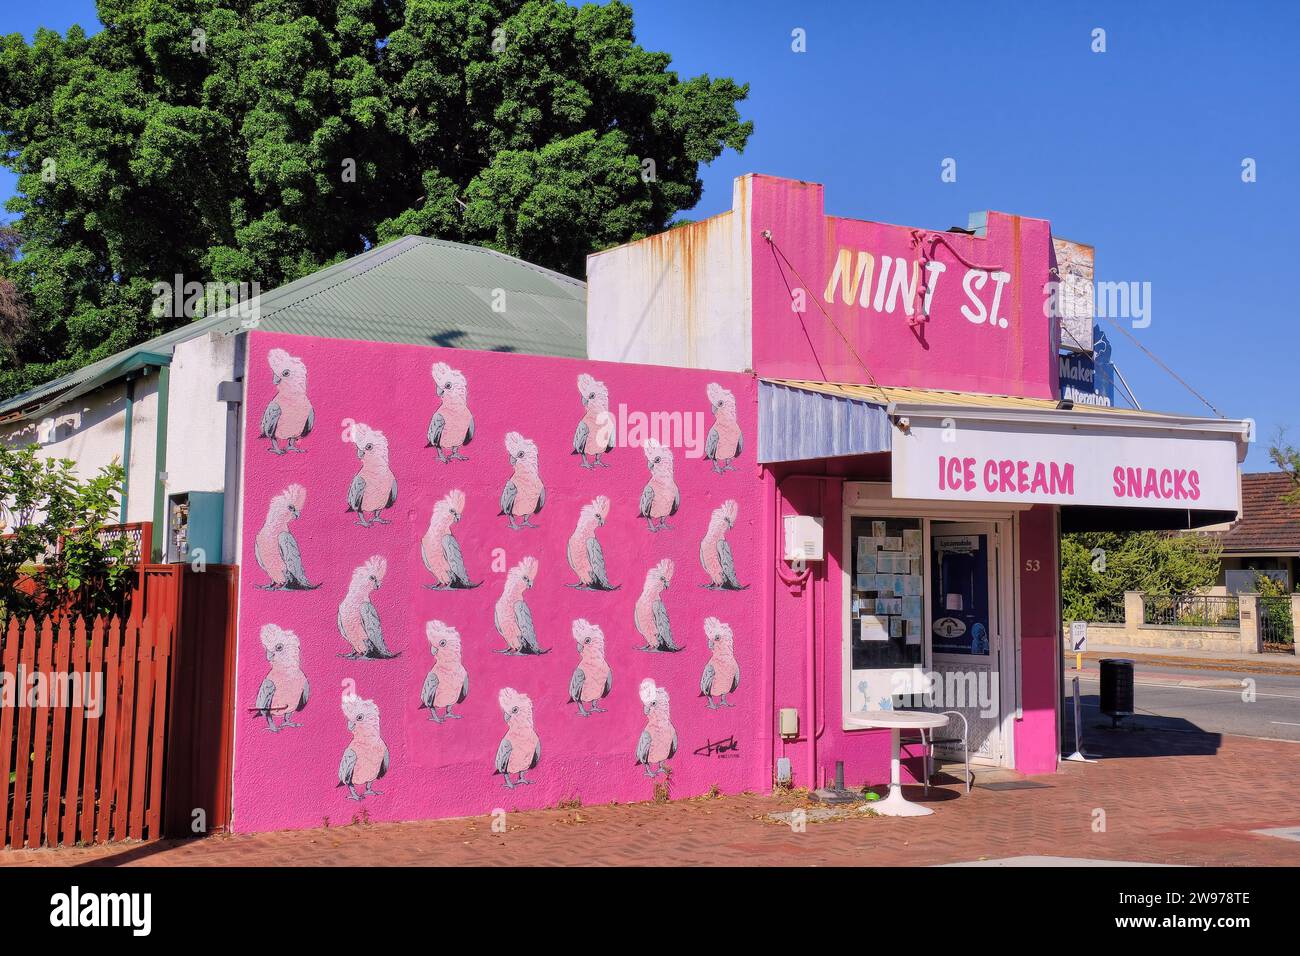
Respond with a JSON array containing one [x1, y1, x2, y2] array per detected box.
[[1291, 593, 1300, 657], [1123, 591, 1144, 641], [1238, 593, 1261, 654]]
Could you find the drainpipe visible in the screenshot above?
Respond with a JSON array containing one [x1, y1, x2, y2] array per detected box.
[[772, 473, 844, 791], [760, 470, 777, 791], [219, 332, 247, 565], [150, 365, 170, 562], [120, 377, 136, 522], [804, 565, 816, 788]]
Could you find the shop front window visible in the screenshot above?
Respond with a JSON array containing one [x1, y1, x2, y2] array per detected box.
[[849, 515, 925, 710]]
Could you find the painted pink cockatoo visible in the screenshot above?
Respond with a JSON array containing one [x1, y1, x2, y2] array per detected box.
[[635, 679, 677, 776], [421, 489, 480, 589], [346, 423, 398, 527], [259, 348, 314, 454], [419, 620, 469, 722], [337, 556, 399, 659], [700, 499, 747, 590], [494, 556, 546, 655], [499, 431, 544, 530], [699, 617, 740, 709], [566, 495, 618, 591], [704, 382, 743, 473], [634, 558, 680, 652], [494, 687, 540, 789], [572, 373, 613, 469], [255, 483, 319, 590], [567, 619, 612, 717], [637, 438, 679, 532], [338, 693, 389, 801], [253, 623, 310, 731], [427, 362, 475, 462]]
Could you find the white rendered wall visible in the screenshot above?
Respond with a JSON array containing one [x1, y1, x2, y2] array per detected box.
[[586, 176, 753, 372], [166, 333, 236, 497], [1, 375, 160, 526]]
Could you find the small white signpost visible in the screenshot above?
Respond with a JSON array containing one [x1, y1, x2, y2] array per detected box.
[[1066, 623, 1096, 762], [1070, 621, 1088, 655]]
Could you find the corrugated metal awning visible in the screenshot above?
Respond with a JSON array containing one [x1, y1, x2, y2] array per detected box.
[[768, 379, 1203, 420], [757, 380, 893, 463], [760, 378, 1250, 529]]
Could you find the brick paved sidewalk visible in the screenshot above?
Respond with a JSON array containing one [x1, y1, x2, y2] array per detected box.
[[3, 731, 1298, 867]]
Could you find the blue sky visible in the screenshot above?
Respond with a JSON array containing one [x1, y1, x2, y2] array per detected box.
[[3, 1, 1297, 470]]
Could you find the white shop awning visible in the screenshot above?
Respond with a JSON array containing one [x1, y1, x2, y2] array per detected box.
[[758, 379, 1252, 530]]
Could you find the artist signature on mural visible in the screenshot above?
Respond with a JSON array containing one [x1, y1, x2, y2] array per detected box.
[[693, 735, 740, 758]]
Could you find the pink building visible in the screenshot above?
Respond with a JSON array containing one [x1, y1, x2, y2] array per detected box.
[[227, 175, 1249, 831]]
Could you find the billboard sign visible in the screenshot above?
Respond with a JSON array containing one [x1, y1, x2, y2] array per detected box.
[[1053, 238, 1095, 354], [891, 416, 1242, 512]]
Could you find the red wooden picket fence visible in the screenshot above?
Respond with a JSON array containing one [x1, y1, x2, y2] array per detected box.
[[0, 613, 173, 848], [1, 563, 238, 850]]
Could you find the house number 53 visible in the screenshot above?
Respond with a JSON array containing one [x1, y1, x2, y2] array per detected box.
[[1024, 559, 1042, 572]]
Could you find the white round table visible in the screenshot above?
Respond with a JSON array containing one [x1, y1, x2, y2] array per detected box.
[[845, 710, 950, 816]]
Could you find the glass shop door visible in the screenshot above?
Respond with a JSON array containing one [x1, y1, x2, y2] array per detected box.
[[929, 522, 1005, 765]]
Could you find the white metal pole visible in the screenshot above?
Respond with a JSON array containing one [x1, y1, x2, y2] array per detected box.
[[1065, 675, 1096, 762]]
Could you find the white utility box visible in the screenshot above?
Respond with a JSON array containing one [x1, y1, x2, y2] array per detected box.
[[783, 515, 825, 561]]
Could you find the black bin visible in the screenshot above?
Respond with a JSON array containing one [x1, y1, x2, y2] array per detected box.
[[1099, 658, 1134, 725]]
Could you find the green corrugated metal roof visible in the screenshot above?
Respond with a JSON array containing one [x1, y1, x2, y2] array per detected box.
[[1, 236, 586, 420]]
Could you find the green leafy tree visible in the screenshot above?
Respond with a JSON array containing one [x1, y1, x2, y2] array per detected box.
[[1269, 430, 1300, 506], [0, 445, 134, 619], [0, 224, 26, 347], [0, 0, 752, 399], [1061, 530, 1222, 623]]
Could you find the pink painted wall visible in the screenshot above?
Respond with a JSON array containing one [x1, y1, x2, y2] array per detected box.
[[766, 462, 1061, 789], [747, 175, 1059, 398], [769, 459, 893, 791], [1014, 505, 1061, 774], [233, 331, 763, 832]]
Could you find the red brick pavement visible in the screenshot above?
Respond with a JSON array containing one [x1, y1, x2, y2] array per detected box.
[[3, 732, 1298, 867]]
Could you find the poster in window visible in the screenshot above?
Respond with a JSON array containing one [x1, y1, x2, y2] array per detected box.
[[930, 533, 990, 656]]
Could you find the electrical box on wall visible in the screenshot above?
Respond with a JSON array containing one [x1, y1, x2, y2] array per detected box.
[[168, 491, 224, 565], [783, 515, 824, 561], [779, 707, 799, 739]]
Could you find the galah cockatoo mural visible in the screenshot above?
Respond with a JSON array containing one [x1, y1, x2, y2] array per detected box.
[[494, 556, 547, 654], [338, 692, 389, 801], [700, 499, 747, 590], [699, 617, 740, 709], [255, 483, 319, 590], [637, 438, 679, 532], [337, 555, 399, 659], [346, 423, 398, 527], [421, 489, 480, 589], [253, 624, 310, 731], [572, 373, 614, 469], [636, 679, 677, 776], [704, 383, 743, 473], [635, 558, 680, 652], [494, 687, 540, 788], [567, 619, 612, 717], [427, 362, 475, 462], [419, 620, 469, 722], [566, 495, 618, 591], [499, 431, 545, 529], [259, 348, 314, 454]]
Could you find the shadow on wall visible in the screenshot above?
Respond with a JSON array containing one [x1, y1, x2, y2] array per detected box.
[[1, 383, 140, 454]]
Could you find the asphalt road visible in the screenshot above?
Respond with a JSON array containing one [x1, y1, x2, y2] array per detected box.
[[1066, 661, 1300, 743]]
